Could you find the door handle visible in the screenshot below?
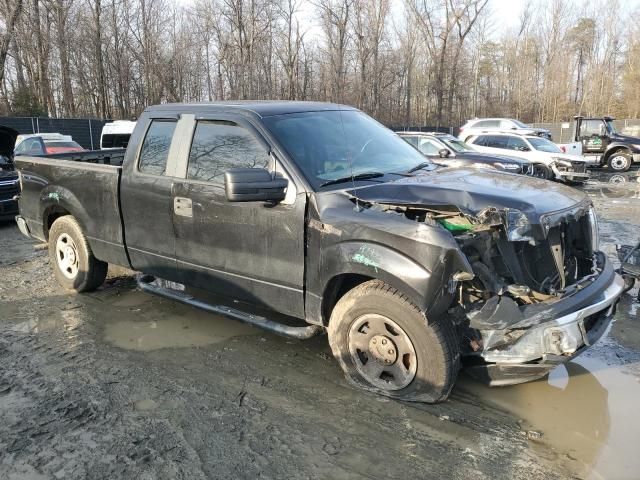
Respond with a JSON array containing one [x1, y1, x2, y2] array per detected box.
[[174, 197, 193, 217]]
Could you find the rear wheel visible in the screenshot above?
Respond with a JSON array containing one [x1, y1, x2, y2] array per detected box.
[[327, 280, 460, 403], [607, 151, 632, 172], [48, 216, 108, 292]]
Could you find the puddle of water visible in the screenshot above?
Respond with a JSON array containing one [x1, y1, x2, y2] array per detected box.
[[458, 353, 640, 479], [103, 292, 260, 351]]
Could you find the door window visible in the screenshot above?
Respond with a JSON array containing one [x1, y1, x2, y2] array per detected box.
[[138, 120, 177, 175], [580, 120, 605, 137], [187, 121, 270, 185], [484, 135, 509, 149], [474, 120, 500, 129], [506, 136, 529, 151], [417, 138, 443, 155]]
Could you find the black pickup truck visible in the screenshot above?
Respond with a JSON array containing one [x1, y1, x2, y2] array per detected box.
[[560, 116, 640, 171], [15, 102, 624, 402]]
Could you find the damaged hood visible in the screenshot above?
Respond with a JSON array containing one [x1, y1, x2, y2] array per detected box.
[[350, 167, 587, 223]]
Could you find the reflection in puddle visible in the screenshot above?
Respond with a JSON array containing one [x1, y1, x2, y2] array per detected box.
[[105, 309, 260, 351], [458, 354, 640, 479]]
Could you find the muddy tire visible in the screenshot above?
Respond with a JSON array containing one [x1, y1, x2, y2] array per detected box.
[[48, 216, 108, 292], [607, 151, 632, 172], [327, 280, 460, 403]]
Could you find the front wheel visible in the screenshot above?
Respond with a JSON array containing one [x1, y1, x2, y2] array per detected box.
[[327, 280, 460, 403], [607, 151, 632, 172], [48, 216, 108, 292]]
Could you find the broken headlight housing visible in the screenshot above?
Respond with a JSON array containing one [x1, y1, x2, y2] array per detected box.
[[588, 206, 600, 251], [551, 158, 573, 171], [505, 208, 534, 242]]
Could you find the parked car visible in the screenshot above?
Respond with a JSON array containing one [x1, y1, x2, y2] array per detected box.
[[467, 132, 590, 183], [556, 116, 640, 172], [100, 120, 136, 150], [397, 131, 546, 177], [459, 118, 552, 142], [15, 101, 623, 403], [14, 133, 85, 156], [0, 125, 19, 222]]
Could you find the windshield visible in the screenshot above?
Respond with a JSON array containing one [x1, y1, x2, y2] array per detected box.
[[439, 135, 476, 152], [528, 137, 562, 153], [263, 110, 430, 189], [511, 119, 529, 128]]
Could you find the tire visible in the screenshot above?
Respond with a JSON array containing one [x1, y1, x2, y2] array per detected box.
[[533, 164, 552, 180], [48, 215, 108, 292], [607, 151, 632, 172], [327, 280, 460, 403]]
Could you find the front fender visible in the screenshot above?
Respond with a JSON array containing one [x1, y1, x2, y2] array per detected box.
[[321, 241, 467, 317]]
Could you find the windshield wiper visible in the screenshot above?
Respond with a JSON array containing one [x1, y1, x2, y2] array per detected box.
[[407, 161, 435, 173], [320, 172, 385, 187]]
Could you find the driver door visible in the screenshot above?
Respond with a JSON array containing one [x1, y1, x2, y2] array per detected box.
[[171, 116, 307, 318], [579, 120, 609, 154]]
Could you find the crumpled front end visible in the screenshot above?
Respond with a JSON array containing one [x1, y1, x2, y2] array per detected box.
[[440, 199, 624, 385], [550, 159, 590, 182]]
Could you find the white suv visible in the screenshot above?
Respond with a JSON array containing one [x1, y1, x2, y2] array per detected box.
[[459, 118, 552, 142], [466, 132, 589, 183]]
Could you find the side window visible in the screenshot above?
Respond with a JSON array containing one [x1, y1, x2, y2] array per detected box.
[[500, 120, 514, 129], [14, 141, 27, 154], [475, 120, 500, 129], [506, 136, 528, 151], [418, 138, 443, 155], [187, 121, 270, 185], [138, 120, 177, 175], [402, 136, 419, 148], [580, 120, 604, 137], [471, 135, 484, 146], [485, 135, 508, 149]]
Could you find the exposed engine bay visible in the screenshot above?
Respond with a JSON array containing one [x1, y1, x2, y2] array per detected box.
[[372, 201, 597, 306], [368, 200, 604, 356]]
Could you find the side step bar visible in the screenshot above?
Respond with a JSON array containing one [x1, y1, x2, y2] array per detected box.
[[137, 275, 324, 340]]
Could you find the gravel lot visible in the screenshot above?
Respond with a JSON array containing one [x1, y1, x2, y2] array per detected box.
[[1, 172, 639, 480]]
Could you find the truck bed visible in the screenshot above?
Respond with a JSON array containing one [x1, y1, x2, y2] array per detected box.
[[17, 148, 127, 165], [15, 151, 130, 268]]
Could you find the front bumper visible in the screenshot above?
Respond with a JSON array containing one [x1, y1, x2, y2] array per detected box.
[[553, 169, 590, 182], [465, 256, 625, 386]]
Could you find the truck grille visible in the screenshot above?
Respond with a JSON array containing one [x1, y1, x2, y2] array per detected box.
[[516, 214, 593, 292], [570, 162, 586, 173], [0, 179, 19, 198]]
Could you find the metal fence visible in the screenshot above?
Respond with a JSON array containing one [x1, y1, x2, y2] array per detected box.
[[0, 117, 110, 150]]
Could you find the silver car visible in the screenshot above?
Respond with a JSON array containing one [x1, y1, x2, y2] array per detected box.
[[459, 118, 552, 142]]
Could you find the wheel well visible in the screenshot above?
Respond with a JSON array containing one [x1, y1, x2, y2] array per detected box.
[[322, 274, 374, 325], [605, 146, 630, 160], [43, 206, 71, 239]]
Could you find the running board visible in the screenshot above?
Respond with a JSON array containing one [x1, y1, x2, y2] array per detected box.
[[137, 275, 323, 340]]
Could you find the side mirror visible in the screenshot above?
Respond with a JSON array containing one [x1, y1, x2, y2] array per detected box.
[[225, 168, 288, 203], [438, 148, 451, 158]]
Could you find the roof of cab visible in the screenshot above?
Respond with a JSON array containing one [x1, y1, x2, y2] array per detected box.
[[145, 101, 357, 117]]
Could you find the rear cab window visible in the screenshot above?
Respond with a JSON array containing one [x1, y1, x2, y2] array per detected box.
[[186, 120, 270, 186], [138, 120, 177, 175]]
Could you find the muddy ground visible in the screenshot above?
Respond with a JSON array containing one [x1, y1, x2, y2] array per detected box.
[[1, 171, 639, 480]]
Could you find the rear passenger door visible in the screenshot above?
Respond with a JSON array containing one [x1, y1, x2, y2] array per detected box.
[[120, 117, 180, 281], [171, 116, 307, 318]]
